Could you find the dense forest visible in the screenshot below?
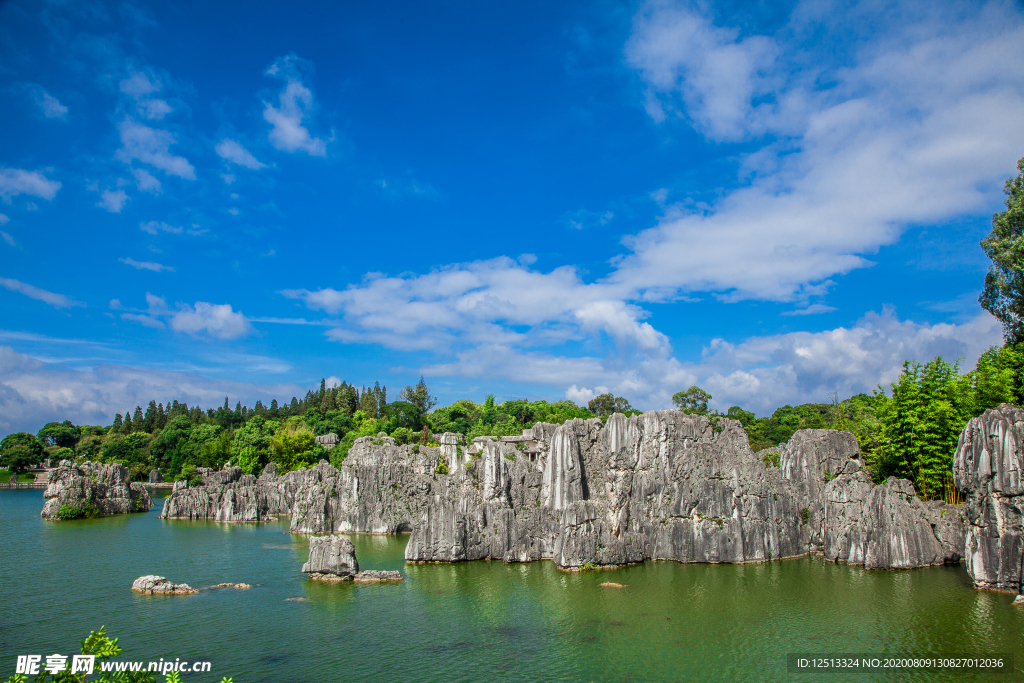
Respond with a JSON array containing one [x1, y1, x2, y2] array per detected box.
[[3, 157, 1023, 501]]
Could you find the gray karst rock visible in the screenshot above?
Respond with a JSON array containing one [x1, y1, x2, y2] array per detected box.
[[302, 535, 359, 578], [40, 461, 152, 520], [301, 534, 403, 582], [161, 411, 966, 573], [954, 404, 1024, 592], [148, 469, 163, 484], [131, 575, 197, 595], [159, 464, 302, 521]]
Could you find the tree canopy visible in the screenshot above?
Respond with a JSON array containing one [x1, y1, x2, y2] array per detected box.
[[980, 156, 1024, 343]]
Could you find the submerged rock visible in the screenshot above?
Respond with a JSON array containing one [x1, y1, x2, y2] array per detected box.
[[352, 570, 403, 583], [41, 461, 152, 520], [132, 575, 197, 595], [954, 404, 1024, 593]]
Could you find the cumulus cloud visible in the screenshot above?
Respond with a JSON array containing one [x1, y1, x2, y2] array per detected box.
[[0, 168, 61, 202], [0, 345, 303, 437], [120, 294, 253, 340], [0, 277, 81, 308], [263, 54, 328, 156], [617, 0, 1024, 302], [115, 118, 196, 179], [215, 139, 266, 169], [119, 257, 173, 272], [97, 189, 129, 213]]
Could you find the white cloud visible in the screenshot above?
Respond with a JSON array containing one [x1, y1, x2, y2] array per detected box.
[[139, 220, 182, 235], [781, 303, 837, 316], [0, 214, 7, 224], [616, 0, 1024, 302], [115, 118, 196, 180], [0, 344, 304, 437], [1, 231, 13, 247], [137, 99, 172, 120], [120, 294, 253, 340], [132, 168, 161, 193], [170, 302, 253, 339], [25, 85, 68, 120], [97, 189, 129, 213], [119, 257, 173, 272], [0, 168, 61, 202], [565, 208, 614, 230], [215, 139, 266, 169], [0, 277, 81, 308], [120, 71, 161, 98], [263, 54, 327, 156]]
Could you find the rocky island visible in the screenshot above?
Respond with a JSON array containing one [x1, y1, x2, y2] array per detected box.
[[41, 460, 152, 520]]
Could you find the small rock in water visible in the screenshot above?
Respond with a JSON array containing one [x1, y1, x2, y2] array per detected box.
[[599, 582, 627, 588], [352, 570, 403, 583], [301, 535, 358, 578], [132, 575, 197, 595], [1013, 595, 1024, 605], [285, 597, 310, 602], [212, 582, 252, 589]]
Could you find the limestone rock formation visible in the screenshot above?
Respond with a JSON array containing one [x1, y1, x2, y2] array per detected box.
[[148, 469, 163, 484], [41, 461, 152, 520], [131, 575, 197, 595], [302, 535, 359, 577], [301, 534, 403, 582], [954, 404, 1024, 593], [161, 412, 965, 573], [159, 465, 301, 521]]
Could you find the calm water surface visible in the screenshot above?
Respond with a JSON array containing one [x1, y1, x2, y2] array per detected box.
[[1, 490, 1022, 682]]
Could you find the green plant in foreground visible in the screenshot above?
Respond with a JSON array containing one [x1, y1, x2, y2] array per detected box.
[[0, 627, 239, 683]]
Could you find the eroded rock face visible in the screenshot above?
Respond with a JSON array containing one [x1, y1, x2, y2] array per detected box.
[[40, 461, 152, 520], [302, 535, 359, 577], [161, 412, 965, 572], [131, 575, 197, 595], [159, 465, 302, 521], [954, 404, 1024, 592]]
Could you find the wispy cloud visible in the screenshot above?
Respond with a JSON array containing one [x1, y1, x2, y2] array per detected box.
[[132, 168, 161, 193], [24, 84, 68, 120], [0, 277, 82, 308], [115, 118, 196, 179], [139, 220, 182, 235], [1, 231, 14, 247], [215, 139, 266, 169], [119, 257, 173, 272], [97, 189, 129, 213], [263, 54, 328, 156], [781, 304, 837, 316], [0, 168, 61, 202]]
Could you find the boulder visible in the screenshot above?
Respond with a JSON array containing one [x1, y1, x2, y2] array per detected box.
[[302, 535, 359, 578], [954, 404, 1024, 592], [131, 575, 197, 595], [41, 461, 152, 520], [148, 469, 163, 484]]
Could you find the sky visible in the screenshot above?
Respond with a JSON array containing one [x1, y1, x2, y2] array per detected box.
[[1, 0, 1022, 436]]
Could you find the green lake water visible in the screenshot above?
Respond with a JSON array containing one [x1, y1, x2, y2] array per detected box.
[[2, 490, 1023, 682]]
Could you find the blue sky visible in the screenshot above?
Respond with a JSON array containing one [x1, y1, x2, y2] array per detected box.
[[1, 0, 1023, 436]]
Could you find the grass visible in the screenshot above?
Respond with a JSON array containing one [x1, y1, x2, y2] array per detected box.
[[0, 470, 39, 482]]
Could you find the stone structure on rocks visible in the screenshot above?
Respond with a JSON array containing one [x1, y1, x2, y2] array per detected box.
[[41, 460, 152, 520], [301, 534, 402, 582], [162, 411, 966, 574], [131, 575, 198, 595], [954, 404, 1024, 593]]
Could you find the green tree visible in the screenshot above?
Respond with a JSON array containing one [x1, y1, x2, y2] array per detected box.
[[980, 156, 1024, 343], [231, 415, 279, 474], [0, 433, 44, 472], [269, 428, 316, 472], [587, 393, 633, 417], [672, 386, 712, 414], [399, 376, 437, 415], [37, 420, 81, 449]]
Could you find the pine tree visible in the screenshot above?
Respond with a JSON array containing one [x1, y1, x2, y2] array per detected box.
[[132, 406, 144, 431], [123, 411, 134, 433], [144, 400, 158, 432], [112, 413, 123, 432]]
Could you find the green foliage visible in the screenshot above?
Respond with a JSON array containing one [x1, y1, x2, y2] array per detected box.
[[673, 386, 712, 415], [37, 420, 81, 448], [55, 502, 98, 520], [800, 508, 810, 525], [980, 157, 1024, 344], [102, 432, 153, 479], [231, 415, 279, 474], [269, 428, 316, 473], [435, 455, 449, 474], [761, 449, 780, 468], [737, 403, 830, 452], [0, 432, 44, 473], [587, 393, 633, 417]]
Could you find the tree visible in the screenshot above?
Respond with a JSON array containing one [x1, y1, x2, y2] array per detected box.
[[672, 386, 712, 414], [37, 420, 80, 448], [400, 377, 437, 415], [587, 393, 633, 417], [980, 156, 1024, 343], [0, 432, 44, 472]]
